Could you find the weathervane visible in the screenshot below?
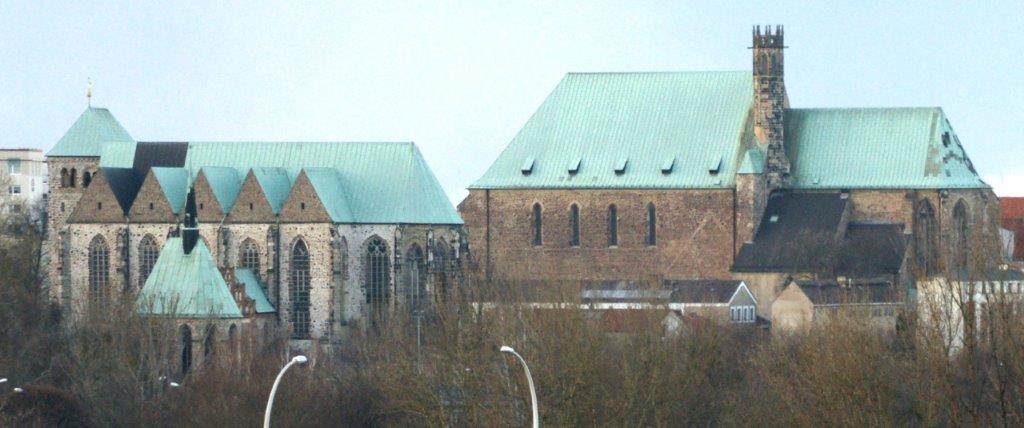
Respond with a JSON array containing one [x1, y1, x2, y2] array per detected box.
[[86, 78, 93, 107]]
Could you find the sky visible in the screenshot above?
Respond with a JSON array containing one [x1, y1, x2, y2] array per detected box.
[[2, 1, 1022, 203]]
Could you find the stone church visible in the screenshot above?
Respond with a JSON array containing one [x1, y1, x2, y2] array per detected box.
[[44, 105, 465, 347], [460, 26, 1001, 314]]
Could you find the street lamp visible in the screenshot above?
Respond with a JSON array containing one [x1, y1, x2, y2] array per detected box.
[[500, 346, 539, 428], [263, 355, 308, 428]]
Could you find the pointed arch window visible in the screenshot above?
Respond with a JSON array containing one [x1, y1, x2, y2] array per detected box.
[[569, 204, 581, 247], [532, 203, 543, 246], [180, 325, 192, 375], [366, 237, 391, 321], [953, 200, 970, 272], [138, 235, 159, 289], [435, 241, 453, 301], [405, 244, 427, 312], [915, 200, 938, 276], [608, 204, 618, 247], [646, 203, 657, 246], [289, 239, 311, 339], [88, 235, 110, 304], [239, 239, 261, 277], [203, 325, 217, 364]]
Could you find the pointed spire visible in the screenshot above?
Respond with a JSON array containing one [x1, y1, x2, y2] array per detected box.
[[86, 78, 93, 107]]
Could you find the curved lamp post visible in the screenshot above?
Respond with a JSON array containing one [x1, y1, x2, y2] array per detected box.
[[263, 355, 308, 428], [500, 346, 539, 428]]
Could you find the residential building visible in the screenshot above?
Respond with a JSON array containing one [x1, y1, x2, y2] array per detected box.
[[0, 148, 47, 220], [771, 280, 903, 333]]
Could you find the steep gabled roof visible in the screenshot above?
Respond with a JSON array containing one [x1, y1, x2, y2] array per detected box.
[[199, 167, 244, 214], [470, 71, 754, 189], [786, 108, 987, 189], [304, 168, 355, 223], [48, 107, 134, 157], [151, 167, 189, 214], [136, 237, 242, 319], [250, 167, 292, 214]]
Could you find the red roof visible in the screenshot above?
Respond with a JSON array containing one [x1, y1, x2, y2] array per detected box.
[[1001, 197, 1024, 220], [1000, 198, 1024, 260]]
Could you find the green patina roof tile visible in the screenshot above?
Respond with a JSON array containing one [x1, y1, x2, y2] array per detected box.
[[152, 167, 189, 214], [304, 168, 355, 223], [471, 71, 754, 189], [233, 268, 275, 314], [786, 108, 988, 189], [136, 237, 242, 319], [251, 167, 292, 214], [200, 167, 244, 213], [48, 107, 134, 157]]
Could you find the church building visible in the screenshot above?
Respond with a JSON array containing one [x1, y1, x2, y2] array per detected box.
[[460, 26, 1001, 314], [44, 105, 465, 347]]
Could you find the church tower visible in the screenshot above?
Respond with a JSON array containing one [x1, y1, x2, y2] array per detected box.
[[752, 25, 790, 188], [43, 87, 134, 303]]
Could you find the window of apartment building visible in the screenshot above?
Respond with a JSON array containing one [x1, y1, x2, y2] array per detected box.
[[8, 159, 20, 175], [8, 185, 20, 195], [569, 204, 580, 247]]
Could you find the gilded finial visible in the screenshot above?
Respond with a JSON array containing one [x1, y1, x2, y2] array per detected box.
[[86, 78, 93, 107]]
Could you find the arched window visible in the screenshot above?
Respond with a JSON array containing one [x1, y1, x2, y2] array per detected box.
[[953, 200, 970, 272], [289, 239, 311, 339], [646, 203, 657, 246], [228, 324, 238, 361], [60, 168, 69, 188], [88, 235, 110, 303], [332, 236, 349, 281], [365, 237, 391, 321], [915, 200, 938, 276], [83, 171, 92, 188], [435, 241, 452, 301], [180, 325, 192, 375], [239, 239, 261, 277], [203, 325, 216, 363], [139, 235, 159, 289], [69, 168, 77, 188], [608, 204, 618, 247], [405, 244, 426, 312], [569, 204, 581, 247], [532, 203, 543, 246]]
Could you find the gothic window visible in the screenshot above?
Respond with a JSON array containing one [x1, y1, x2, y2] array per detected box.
[[532, 203, 543, 246], [365, 237, 391, 321], [138, 235, 159, 289], [647, 203, 657, 246], [180, 325, 192, 375], [953, 200, 970, 272], [69, 168, 77, 188], [60, 168, 69, 188], [88, 235, 110, 303], [289, 239, 311, 339], [915, 200, 938, 276], [435, 241, 452, 301], [203, 325, 216, 363], [405, 244, 427, 312], [608, 204, 618, 247], [227, 324, 238, 361], [83, 171, 92, 188], [569, 204, 581, 247], [239, 239, 261, 276]]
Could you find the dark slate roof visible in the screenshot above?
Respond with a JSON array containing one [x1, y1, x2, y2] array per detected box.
[[732, 192, 849, 273], [836, 223, 907, 277], [101, 167, 141, 213], [795, 281, 901, 306], [132, 142, 188, 174], [665, 280, 744, 304]]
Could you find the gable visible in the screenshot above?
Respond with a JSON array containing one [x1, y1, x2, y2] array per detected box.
[[280, 171, 332, 223], [228, 171, 276, 222], [68, 170, 127, 223], [128, 170, 177, 223], [193, 172, 225, 222], [470, 71, 755, 190]]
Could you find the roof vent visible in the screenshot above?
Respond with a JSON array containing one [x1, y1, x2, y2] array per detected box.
[[521, 157, 535, 175], [708, 156, 722, 175], [568, 157, 581, 175], [661, 157, 676, 174], [614, 158, 628, 175]]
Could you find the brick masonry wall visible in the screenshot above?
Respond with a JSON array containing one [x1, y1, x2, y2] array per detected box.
[[128, 171, 178, 223], [460, 189, 736, 283], [44, 157, 99, 300]]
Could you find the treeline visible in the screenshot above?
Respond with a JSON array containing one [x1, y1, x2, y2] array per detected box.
[[2, 231, 1024, 426]]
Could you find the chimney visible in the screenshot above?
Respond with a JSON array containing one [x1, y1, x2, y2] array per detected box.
[[182, 187, 199, 254], [752, 25, 790, 188]]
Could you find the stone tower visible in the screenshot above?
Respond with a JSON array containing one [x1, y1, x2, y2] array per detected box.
[[44, 107, 133, 303], [752, 25, 790, 188]]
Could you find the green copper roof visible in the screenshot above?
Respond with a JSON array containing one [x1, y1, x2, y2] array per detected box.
[[304, 168, 355, 222], [233, 268, 275, 314], [200, 167, 244, 213], [48, 107, 133, 157], [182, 142, 462, 224], [152, 167, 189, 214], [136, 238, 242, 319], [737, 149, 764, 174], [470, 72, 754, 189], [786, 108, 988, 189], [98, 141, 137, 168]]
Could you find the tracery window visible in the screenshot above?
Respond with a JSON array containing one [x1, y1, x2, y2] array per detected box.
[[88, 235, 110, 304], [139, 235, 159, 289], [365, 237, 391, 321], [915, 200, 938, 276], [289, 240, 311, 339], [953, 200, 970, 272], [239, 239, 261, 276], [405, 244, 427, 312], [434, 241, 452, 301]]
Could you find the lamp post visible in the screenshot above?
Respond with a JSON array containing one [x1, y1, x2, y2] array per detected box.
[[500, 346, 539, 428], [263, 355, 308, 428]]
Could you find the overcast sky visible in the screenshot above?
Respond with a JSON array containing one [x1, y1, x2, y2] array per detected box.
[[2, 1, 1022, 202]]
